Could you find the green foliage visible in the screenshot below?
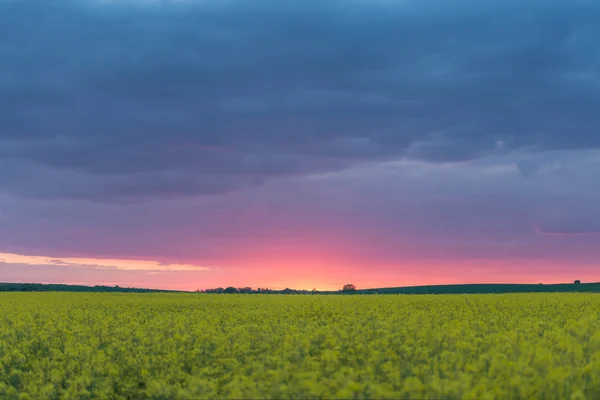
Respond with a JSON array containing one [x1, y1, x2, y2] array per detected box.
[[1, 293, 599, 399]]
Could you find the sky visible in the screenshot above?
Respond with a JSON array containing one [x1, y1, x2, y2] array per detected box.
[[1, 0, 600, 291]]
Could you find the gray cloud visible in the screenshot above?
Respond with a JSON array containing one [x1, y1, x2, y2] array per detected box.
[[1, 0, 600, 201]]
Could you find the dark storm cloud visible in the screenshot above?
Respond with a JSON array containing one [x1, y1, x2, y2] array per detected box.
[[1, 0, 600, 201]]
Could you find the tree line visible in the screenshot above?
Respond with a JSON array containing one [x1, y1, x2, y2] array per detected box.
[[0, 283, 177, 293], [202, 284, 358, 294]]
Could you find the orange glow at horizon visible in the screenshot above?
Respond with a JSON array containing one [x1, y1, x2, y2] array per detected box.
[[1, 248, 600, 291]]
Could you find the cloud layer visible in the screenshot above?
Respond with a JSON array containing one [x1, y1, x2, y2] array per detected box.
[[2, 0, 600, 201]]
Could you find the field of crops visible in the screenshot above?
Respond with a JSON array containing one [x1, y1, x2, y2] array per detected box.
[[1, 293, 599, 399]]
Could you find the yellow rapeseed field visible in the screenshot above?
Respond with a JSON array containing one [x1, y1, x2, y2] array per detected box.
[[1, 293, 599, 399]]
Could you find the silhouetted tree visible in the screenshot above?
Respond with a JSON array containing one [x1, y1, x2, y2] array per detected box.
[[574, 280, 581, 285], [224, 286, 239, 294], [342, 284, 357, 292], [206, 287, 225, 293]]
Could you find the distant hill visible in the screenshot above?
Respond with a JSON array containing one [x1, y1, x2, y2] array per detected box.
[[207, 282, 600, 295], [0, 282, 181, 293], [348, 282, 600, 295]]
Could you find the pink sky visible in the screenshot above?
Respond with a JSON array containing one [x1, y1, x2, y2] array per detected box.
[[1, 243, 599, 292]]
